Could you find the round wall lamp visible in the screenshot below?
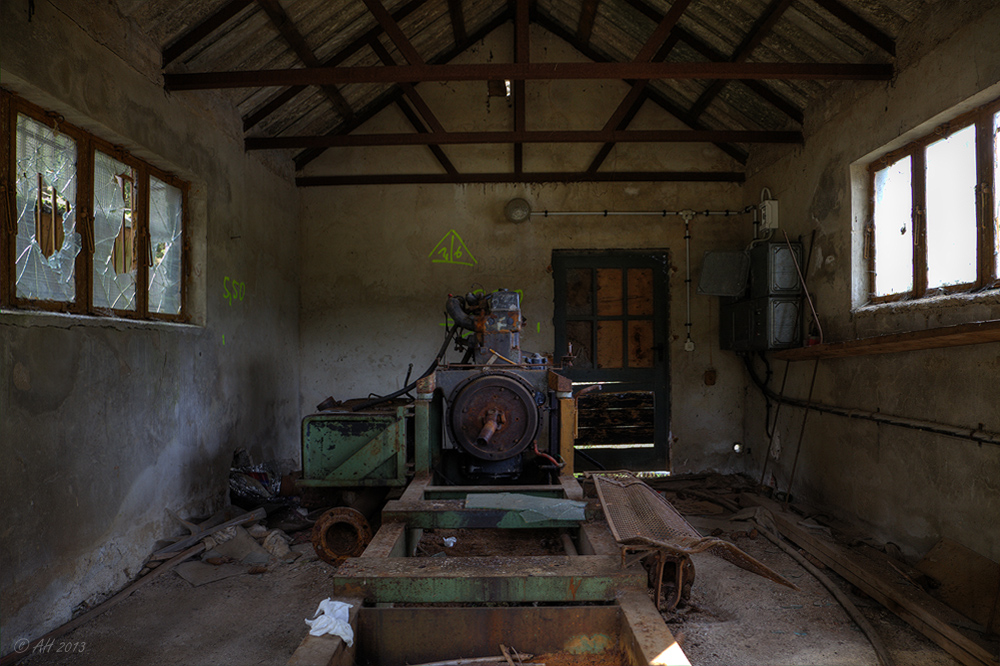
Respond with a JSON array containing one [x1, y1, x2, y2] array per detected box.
[[504, 198, 532, 223]]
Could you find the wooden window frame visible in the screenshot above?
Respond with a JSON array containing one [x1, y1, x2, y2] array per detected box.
[[867, 98, 1000, 303], [1, 90, 189, 321]]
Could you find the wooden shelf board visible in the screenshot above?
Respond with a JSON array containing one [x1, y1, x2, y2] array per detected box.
[[773, 319, 1000, 360]]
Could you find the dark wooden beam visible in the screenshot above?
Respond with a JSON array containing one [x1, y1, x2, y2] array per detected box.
[[587, 0, 691, 172], [296, 171, 746, 186], [242, 0, 429, 131], [577, 0, 600, 44], [447, 0, 466, 45], [255, 0, 354, 120], [368, 38, 456, 173], [247, 129, 803, 149], [165, 61, 894, 89], [362, 0, 424, 65], [619, 0, 803, 124], [162, 0, 254, 67], [688, 0, 795, 119], [531, 9, 747, 164], [514, 0, 529, 173], [671, 25, 803, 124], [292, 9, 513, 170], [812, 0, 895, 56], [392, 99, 458, 174]]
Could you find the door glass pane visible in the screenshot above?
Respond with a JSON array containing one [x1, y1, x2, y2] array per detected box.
[[565, 268, 592, 316], [14, 114, 79, 302], [596, 320, 623, 368], [627, 268, 653, 315], [872, 155, 913, 296], [565, 320, 593, 368], [148, 176, 183, 315], [627, 320, 654, 368], [994, 111, 999, 280], [93, 151, 137, 311], [926, 125, 978, 288], [596, 268, 623, 315]]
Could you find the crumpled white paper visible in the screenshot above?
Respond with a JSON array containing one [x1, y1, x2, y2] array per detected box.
[[442, 537, 457, 547], [304, 598, 354, 645]]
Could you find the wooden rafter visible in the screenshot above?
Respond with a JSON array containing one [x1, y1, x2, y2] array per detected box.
[[162, 0, 254, 67], [368, 38, 457, 174], [687, 0, 796, 120], [531, 10, 748, 163], [619, 0, 803, 124], [362, 0, 424, 65], [292, 8, 513, 171], [243, 0, 430, 131], [255, 0, 354, 120], [246, 129, 802, 149], [577, 0, 599, 44], [165, 61, 893, 89], [587, 0, 693, 172], [514, 0, 529, 173], [812, 0, 895, 56], [447, 0, 466, 45], [297, 171, 745, 186]]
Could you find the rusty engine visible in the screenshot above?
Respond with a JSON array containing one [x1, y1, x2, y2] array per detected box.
[[428, 289, 568, 484]]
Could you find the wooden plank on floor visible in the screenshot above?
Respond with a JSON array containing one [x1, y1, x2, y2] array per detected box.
[[916, 538, 1000, 634], [618, 590, 691, 665], [286, 597, 362, 666], [333, 555, 644, 603], [742, 494, 1000, 666]]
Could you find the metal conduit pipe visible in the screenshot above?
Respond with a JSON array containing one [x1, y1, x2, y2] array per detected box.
[[744, 355, 1000, 448]]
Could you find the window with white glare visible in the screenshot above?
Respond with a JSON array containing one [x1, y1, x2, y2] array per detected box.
[[925, 125, 978, 289], [872, 156, 913, 297], [2, 91, 189, 320], [867, 97, 1000, 301]]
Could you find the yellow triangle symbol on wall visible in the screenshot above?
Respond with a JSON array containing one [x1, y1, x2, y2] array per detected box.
[[429, 229, 477, 267]]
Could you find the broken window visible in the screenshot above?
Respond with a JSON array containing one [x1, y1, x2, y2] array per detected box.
[[93, 151, 138, 311], [867, 96, 1000, 301], [14, 113, 80, 303], [147, 175, 183, 316], [2, 91, 189, 320]]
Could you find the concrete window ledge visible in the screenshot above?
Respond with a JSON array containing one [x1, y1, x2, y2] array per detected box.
[[0, 308, 203, 332]]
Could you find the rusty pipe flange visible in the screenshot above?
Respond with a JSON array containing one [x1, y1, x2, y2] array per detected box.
[[312, 507, 373, 564]]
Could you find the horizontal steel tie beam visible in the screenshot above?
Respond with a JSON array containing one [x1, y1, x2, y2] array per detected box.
[[246, 129, 801, 149], [167, 61, 893, 89]]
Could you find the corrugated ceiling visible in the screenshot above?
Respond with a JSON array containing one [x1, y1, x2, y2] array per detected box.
[[116, 0, 908, 175]]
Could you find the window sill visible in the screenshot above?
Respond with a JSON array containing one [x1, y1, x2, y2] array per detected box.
[[0, 308, 201, 332]]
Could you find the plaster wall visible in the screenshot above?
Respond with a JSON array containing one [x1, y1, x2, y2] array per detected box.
[[742, 1, 1000, 561], [0, 0, 301, 653], [299, 24, 750, 474]]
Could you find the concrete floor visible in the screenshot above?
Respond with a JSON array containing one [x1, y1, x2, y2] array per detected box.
[[13, 483, 969, 666]]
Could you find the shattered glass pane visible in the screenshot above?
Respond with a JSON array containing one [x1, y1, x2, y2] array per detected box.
[[14, 114, 80, 302], [147, 176, 183, 315], [93, 151, 137, 311]]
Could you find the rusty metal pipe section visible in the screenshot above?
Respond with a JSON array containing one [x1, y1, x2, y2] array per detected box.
[[312, 488, 389, 564], [476, 408, 503, 448]]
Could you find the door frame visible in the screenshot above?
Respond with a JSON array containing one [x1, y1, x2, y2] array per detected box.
[[552, 249, 671, 471]]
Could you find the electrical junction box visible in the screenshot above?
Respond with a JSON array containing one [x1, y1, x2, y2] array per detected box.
[[759, 199, 779, 229], [719, 241, 804, 352], [749, 241, 802, 299]]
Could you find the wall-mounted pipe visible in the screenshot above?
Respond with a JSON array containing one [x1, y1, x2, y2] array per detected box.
[[744, 355, 1000, 448]]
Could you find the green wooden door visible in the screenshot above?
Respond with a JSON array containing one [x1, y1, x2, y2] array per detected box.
[[553, 250, 670, 471]]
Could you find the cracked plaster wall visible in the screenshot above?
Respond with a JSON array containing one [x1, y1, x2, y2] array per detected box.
[[0, 0, 301, 653], [741, 0, 1000, 562], [298, 24, 752, 476]]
